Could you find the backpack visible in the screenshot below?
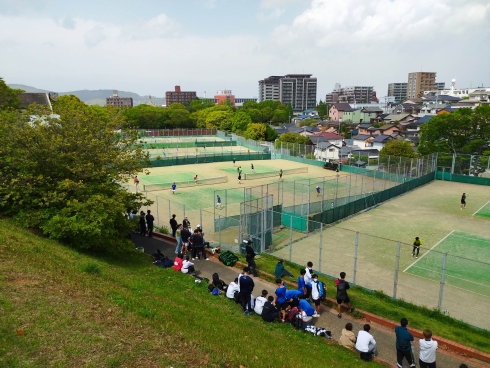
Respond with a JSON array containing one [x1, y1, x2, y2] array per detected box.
[[317, 281, 326, 301], [163, 259, 174, 268], [208, 284, 215, 293], [218, 250, 239, 267], [286, 307, 299, 323], [211, 288, 220, 296]]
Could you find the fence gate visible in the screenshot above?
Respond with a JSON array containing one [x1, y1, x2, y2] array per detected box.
[[239, 194, 274, 255]]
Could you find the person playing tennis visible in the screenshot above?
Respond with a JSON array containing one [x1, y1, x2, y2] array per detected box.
[[461, 193, 466, 210], [316, 186, 321, 197], [238, 172, 242, 184], [251, 163, 254, 173], [216, 195, 222, 209], [194, 175, 198, 184], [412, 237, 422, 258], [172, 182, 177, 195], [279, 169, 283, 181]]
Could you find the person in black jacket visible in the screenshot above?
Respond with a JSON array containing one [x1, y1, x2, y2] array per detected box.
[[261, 296, 279, 322], [169, 214, 178, 237], [139, 211, 146, 236], [146, 210, 154, 238], [245, 240, 258, 277], [181, 226, 191, 255]]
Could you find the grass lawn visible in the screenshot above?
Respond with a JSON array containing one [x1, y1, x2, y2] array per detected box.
[[235, 253, 490, 354], [0, 218, 381, 368]]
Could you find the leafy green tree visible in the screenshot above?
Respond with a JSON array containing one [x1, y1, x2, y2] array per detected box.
[[205, 110, 233, 130], [168, 108, 194, 128], [379, 139, 419, 158], [315, 100, 329, 117], [242, 100, 258, 110], [188, 98, 215, 113], [0, 95, 150, 251], [285, 103, 294, 123], [274, 132, 310, 155], [271, 110, 287, 125], [299, 118, 317, 127], [231, 111, 252, 132], [264, 123, 278, 141], [247, 108, 263, 123], [0, 78, 23, 110], [244, 123, 267, 141], [124, 104, 169, 129]]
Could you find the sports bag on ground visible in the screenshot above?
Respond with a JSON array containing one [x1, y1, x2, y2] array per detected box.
[[218, 250, 239, 267]]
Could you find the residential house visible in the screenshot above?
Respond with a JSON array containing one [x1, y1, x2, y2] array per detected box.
[[372, 135, 393, 151], [339, 144, 362, 160], [392, 103, 422, 115], [314, 141, 341, 161], [437, 107, 457, 114], [422, 95, 461, 104], [352, 134, 374, 149], [351, 148, 380, 159], [360, 107, 383, 123], [357, 123, 374, 135], [289, 126, 321, 136], [369, 123, 399, 136], [310, 132, 343, 147], [380, 113, 415, 124], [341, 108, 362, 123], [328, 103, 352, 122], [419, 103, 448, 116]]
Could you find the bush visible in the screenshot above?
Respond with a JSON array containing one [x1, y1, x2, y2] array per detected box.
[[82, 262, 102, 275], [155, 225, 170, 234]]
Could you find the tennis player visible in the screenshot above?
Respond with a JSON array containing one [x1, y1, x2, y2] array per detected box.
[[216, 195, 222, 209], [172, 182, 177, 195]]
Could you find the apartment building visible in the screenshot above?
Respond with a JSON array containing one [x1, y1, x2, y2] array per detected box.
[[106, 90, 133, 107], [387, 83, 407, 103], [165, 86, 197, 106], [258, 76, 282, 102], [407, 72, 436, 99], [258, 74, 317, 110], [325, 84, 377, 104]]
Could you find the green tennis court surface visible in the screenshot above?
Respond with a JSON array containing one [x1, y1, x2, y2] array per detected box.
[[140, 173, 195, 184], [474, 200, 490, 219], [220, 164, 277, 175], [404, 231, 490, 297]]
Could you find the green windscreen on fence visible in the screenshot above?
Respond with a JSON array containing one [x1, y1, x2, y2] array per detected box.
[[436, 172, 490, 186], [282, 211, 307, 231], [147, 152, 271, 167], [308, 172, 435, 230], [139, 140, 237, 149]]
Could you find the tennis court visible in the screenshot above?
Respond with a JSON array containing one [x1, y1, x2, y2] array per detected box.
[[404, 230, 490, 297], [473, 200, 490, 219]]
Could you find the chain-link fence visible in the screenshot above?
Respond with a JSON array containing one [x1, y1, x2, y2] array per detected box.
[[437, 153, 490, 185], [139, 128, 217, 137]]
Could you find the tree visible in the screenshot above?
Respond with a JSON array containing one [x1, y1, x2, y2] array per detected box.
[[244, 123, 267, 141], [168, 108, 194, 128], [0, 95, 150, 251], [274, 132, 310, 155], [299, 118, 317, 127], [231, 111, 252, 132], [188, 98, 215, 113], [419, 108, 482, 155], [205, 110, 233, 130], [285, 103, 293, 123], [264, 123, 278, 141], [316, 100, 329, 118], [271, 109, 287, 125], [124, 104, 169, 129], [0, 78, 23, 110], [246, 108, 263, 123], [380, 139, 419, 158]]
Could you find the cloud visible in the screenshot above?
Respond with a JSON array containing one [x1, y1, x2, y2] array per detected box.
[[203, 0, 217, 9], [256, 0, 297, 21], [60, 16, 76, 29], [84, 25, 107, 48], [122, 13, 181, 41]]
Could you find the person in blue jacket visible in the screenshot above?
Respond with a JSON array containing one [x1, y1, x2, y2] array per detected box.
[[395, 318, 415, 368]]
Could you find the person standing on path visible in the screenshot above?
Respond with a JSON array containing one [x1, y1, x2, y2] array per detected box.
[[139, 211, 146, 236], [461, 192, 466, 210], [194, 174, 198, 184], [134, 176, 140, 186], [145, 210, 154, 238], [170, 214, 178, 237], [251, 163, 254, 173], [412, 237, 422, 258], [238, 171, 242, 184], [233, 158, 236, 167], [419, 329, 438, 368], [316, 186, 321, 197], [336, 271, 355, 318], [395, 318, 416, 368], [174, 224, 182, 254], [216, 195, 222, 209], [183, 217, 191, 230], [279, 169, 283, 181], [245, 240, 258, 277], [238, 267, 255, 315]]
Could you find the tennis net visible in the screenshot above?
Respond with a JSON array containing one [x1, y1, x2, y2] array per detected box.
[[243, 167, 308, 180], [143, 176, 228, 191]]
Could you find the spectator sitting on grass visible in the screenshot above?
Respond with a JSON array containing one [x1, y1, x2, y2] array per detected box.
[[261, 296, 279, 323], [181, 256, 195, 274], [274, 259, 293, 278], [173, 253, 183, 272], [254, 290, 268, 315], [226, 278, 239, 300], [339, 322, 357, 350]]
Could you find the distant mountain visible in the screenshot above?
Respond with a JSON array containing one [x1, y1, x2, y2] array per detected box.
[[8, 84, 165, 106]]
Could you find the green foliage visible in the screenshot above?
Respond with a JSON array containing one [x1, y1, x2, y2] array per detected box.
[[274, 132, 311, 148], [124, 104, 169, 129], [380, 139, 419, 158], [0, 95, 151, 251], [188, 98, 215, 112], [0, 77, 23, 110], [298, 118, 317, 127], [316, 100, 329, 117], [243, 122, 266, 141], [264, 123, 278, 141], [231, 110, 252, 132], [306, 153, 315, 159], [204, 110, 233, 130], [285, 103, 294, 122], [419, 106, 490, 155], [271, 109, 287, 125], [154, 225, 170, 234]]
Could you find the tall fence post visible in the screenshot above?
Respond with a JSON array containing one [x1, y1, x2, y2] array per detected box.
[[238, 203, 243, 246], [183, 204, 186, 219], [393, 241, 401, 299], [293, 181, 296, 210], [261, 207, 266, 253], [301, 184, 304, 216], [438, 253, 448, 311], [353, 232, 359, 285], [319, 225, 323, 273], [218, 215, 222, 246], [321, 177, 325, 212], [289, 215, 293, 262], [200, 209, 203, 231], [156, 196, 159, 225], [168, 200, 171, 219]]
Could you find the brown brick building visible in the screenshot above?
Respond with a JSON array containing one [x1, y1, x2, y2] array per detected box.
[[165, 86, 197, 106], [106, 91, 133, 107], [407, 72, 436, 99]]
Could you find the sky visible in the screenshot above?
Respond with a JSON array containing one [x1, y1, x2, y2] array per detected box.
[[1, 0, 490, 100]]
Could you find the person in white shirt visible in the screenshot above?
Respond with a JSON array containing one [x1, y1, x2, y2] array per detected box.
[[254, 290, 268, 315], [355, 324, 377, 361], [226, 278, 239, 300], [304, 261, 313, 299], [419, 329, 438, 368], [181, 256, 195, 274]]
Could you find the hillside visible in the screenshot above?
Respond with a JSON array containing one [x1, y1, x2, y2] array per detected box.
[[0, 218, 379, 368], [7, 84, 165, 106]]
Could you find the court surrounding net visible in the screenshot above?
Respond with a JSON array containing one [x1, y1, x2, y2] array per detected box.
[[143, 176, 228, 191]]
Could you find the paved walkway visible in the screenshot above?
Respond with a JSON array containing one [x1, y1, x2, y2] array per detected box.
[[132, 234, 486, 368]]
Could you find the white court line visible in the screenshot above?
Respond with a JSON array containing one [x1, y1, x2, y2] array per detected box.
[[472, 199, 490, 217], [403, 230, 455, 273]]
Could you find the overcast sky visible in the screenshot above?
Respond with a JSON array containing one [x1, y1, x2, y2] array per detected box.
[[1, 0, 489, 100]]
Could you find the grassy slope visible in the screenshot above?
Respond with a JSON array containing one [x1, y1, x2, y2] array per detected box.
[[0, 219, 381, 368], [239, 253, 490, 354]]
